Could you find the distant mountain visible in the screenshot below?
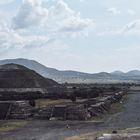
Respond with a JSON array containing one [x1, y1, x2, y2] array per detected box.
[[0, 58, 140, 83], [112, 70, 140, 77], [0, 58, 59, 78], [126, 70, 140, 76], [111, 71, 125, 75], [0, 58, 92, 82]]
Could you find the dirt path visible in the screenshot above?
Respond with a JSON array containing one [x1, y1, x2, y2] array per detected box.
[[0, 92, 140, 140], [0, 121, 104, 140]]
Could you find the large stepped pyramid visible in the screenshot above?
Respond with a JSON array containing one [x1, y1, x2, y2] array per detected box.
[[0, 63, 66, 100]]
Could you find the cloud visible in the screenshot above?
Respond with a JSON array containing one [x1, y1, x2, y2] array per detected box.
[[58, 13, 94, 33], [0, 0, 15, 5], [79, 0, 85, 2], [127, 9, 136, 15], [107, 8, 121, 15], [124, 20, 140, 31], [12, 0, 94, 33], [1, 0, 94, 50], [12, 0, 48, 29], [0, 22, 52, 49], [122, 19, 140, 36], [98, 19, 140, 37]]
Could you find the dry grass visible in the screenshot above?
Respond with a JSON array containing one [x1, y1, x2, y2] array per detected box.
[[64, 136, 81, 140], [122, 127, 140, 133], [64, 132, 98, 140], [35, 99, 88, 108], [35, 99, 71, 108]]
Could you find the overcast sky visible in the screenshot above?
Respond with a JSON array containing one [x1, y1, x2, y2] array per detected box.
[[0, 0, 140, 73]]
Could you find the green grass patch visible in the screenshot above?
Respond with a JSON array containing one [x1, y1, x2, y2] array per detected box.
[[0, 121, 29, 132], [109, 95, 128, 115], [108, 102, 123, 115], [122, 127, 140, 133], [92, 95, 128, 122]]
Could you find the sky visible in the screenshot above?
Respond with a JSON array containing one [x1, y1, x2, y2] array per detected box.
[[0, 0, 140, 73]]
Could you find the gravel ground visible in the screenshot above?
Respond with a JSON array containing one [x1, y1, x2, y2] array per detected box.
[[0, 92, 140, 140]]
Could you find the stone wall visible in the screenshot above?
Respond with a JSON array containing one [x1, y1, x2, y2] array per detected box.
[[35, 91, 125, 120]]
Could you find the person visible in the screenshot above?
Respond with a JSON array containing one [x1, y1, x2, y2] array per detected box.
[[66, 124, 70, 129], [112, 130, 117, 134]]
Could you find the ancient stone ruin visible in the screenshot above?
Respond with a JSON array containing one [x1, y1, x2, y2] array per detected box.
[[0, 64, 127, 121], [0, 101, 32, 120], [34, 91, 125, 120], [0, 64, 67, 120], [0, 63, 66, 101]]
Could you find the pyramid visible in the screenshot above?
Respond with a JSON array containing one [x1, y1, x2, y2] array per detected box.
[[0, 64, 63, 100]]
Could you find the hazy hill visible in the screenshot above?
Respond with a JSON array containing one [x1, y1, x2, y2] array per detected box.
[[126, 70, 140, 76], [111, 71, 125, 75], [0, 58, 91, 82], [0, 58, 140, 83]]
